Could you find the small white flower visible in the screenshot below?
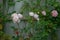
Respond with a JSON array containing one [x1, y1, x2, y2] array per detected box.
[[33, 14, 39, 19], [29, 12, 34, 16], [18, 13, 23, 19], [11, 13, 21, 23], [33, 14, 39, 21], [12, 16, 20, 23], [41, 11, 46, 16], [11, 13, 18, 18]]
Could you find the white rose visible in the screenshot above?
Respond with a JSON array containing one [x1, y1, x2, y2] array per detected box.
[[12, 16, 20, 23], [18, 13, 23, 19], [11, 13, 21, 23], [33, 14, 39, 21], [41, 11, 46, 16], [29, 12, 34, 16], [33, 14, 39, 19], [11, 13, 18, 18]]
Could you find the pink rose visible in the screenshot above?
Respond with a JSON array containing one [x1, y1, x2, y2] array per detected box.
[[41, 11, 46, 16], [51, 10, 58, 17]]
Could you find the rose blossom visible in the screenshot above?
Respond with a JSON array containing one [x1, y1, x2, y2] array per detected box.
[[33, 14, 39, 21], [18, 13, 23, 19], [51, 10, 58, 17], [11, 13, 22, 23], [29, 12, 34, 16], [33, 14, 39, 19], [41, 11, 46, 16], [12, 16, 20, 23], [11, 13, 18, 18]]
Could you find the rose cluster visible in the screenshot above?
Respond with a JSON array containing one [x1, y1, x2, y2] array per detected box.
[[41, 10, 58, 17], [29, 12, 39, 21], [11, 13, 23, 23], [11, 10, 58, 23]]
